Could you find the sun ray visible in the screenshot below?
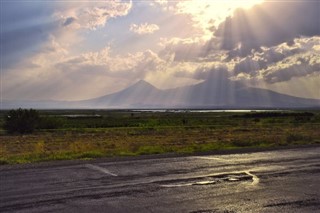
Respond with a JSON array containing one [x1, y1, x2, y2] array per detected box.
[[176, 0, 264, 37]]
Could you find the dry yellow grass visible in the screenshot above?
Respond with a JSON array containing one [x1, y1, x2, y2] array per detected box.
[[1, 123, 319, 164]]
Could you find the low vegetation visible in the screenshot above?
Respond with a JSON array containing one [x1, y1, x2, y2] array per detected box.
[[0, 109, 319, 164], [4, 108, 40, 134]]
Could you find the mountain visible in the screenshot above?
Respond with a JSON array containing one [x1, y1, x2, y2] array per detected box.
[[78, 79, 319, 109], [2, 79, 320, 109], [79, 80, 165, 108]]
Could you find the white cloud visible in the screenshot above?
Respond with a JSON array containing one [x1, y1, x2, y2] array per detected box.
[[73, 48, 164, 75], [152, 0, 168, 6], [56, 0, 132, 30], [261, 52, 320, 83], [130, 23, 160, 35], [232, 37, 320, 84], [149, 0, 174, 11]]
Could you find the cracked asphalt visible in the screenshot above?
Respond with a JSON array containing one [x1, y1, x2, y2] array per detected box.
[[1, 146, 320, 213]]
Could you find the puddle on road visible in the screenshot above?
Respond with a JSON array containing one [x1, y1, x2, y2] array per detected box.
[[246, 171, 259, 185], [159, 171, 257, 188], [193, 180, 216, 186], [190, 210, 236, 213]]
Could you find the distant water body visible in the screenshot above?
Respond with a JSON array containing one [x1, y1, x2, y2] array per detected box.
[[132, 109, 285, 113]]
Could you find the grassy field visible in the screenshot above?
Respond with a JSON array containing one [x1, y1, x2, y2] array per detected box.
[[0, 109, 320, 164]]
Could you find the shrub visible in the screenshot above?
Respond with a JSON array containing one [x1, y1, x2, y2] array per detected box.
[[4, 108, 40, 134]]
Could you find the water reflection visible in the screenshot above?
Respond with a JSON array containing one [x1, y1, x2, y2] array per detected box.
[[133, 109, 285, 113]]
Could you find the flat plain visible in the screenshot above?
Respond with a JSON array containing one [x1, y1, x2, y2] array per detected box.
[[0, 110, 319, 164]]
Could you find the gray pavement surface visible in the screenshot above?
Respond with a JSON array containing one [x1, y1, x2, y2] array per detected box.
[[1, 146, 320, 212]]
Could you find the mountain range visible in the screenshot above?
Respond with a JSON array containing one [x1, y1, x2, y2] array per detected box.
[[2, 79, 320, 109]]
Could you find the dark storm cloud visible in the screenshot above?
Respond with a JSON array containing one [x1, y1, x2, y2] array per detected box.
[[215, 0, 320, 57], [0, 2, 58, 69]]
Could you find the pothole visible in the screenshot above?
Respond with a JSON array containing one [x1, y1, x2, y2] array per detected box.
[[158, 171, 256, 188]]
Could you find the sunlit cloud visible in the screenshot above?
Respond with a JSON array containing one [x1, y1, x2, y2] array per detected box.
[[216, 0, 320, 56], [130, 23, 160, 35], [154, 0, 168, 4], [176, 0, 263, 27], [261, 52, 319, 84], [152, 0, 264, 37], [232, 37, 320, 83], [55, 0, 132, 30]]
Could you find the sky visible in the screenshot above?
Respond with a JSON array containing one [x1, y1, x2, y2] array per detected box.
[[1, 0, 319, 101]]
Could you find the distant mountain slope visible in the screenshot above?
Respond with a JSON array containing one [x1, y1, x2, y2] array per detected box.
[[83, 80, 164, 108], [2, 79, 320, 109], [79, 79, 320, 108]]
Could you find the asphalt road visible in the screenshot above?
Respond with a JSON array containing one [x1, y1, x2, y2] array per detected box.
[[1, 146, 320, 213]]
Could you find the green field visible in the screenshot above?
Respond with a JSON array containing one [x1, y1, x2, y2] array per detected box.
[[0, 109, 319, 164]]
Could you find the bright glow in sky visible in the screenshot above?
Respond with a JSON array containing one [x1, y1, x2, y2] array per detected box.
[[175, 0, 264, 36], [1, 0, 319, 101]]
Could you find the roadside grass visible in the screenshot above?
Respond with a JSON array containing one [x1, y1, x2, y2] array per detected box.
[[0, 110, 319, 164]]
